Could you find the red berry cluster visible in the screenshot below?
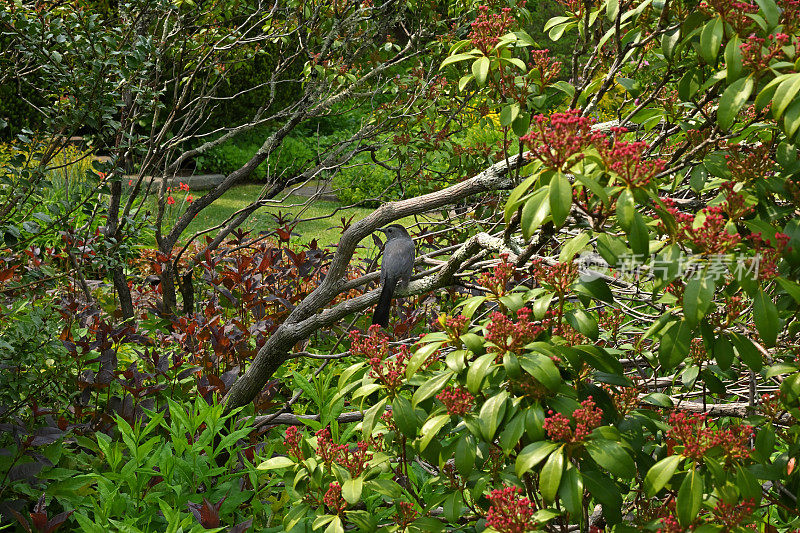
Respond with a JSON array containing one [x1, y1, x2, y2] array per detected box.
[[666, 411, 753, 464], [485, 485, 538, 533], [484, 307, 545, 357], [543, 397, 604, 442], [468, 5, 517, 54], [740, 33, 790, 72], [596, 137, 666, 189], [349, 326, 409, 390], [479, 253, 516, 297], [711, 498, 756, 528], [436, 385, 475, 415], [529, 49, 562, 89], [520, 110, 602, 172], [699, 0, 758, 34], [323, 482, 347, 514]]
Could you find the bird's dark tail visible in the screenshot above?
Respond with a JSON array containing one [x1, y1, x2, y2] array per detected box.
[[372, 280, 395, 327]]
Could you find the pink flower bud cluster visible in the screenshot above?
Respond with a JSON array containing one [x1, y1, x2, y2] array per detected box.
[[699, 0, 758, 34], [711, 498, 756, 528], [724, 143, 773, 181], [520, 110, 602, 172], [485, 485, 538, 533], [479, 253, 516, 297], [661, 202, 741, 255], [656, 514, 686, 533], [349, 326, 409, 390], [436, 385, 475, 415], [531, 259, 579, 295], [469, 6, 517, 55], [529, 49, 562, 88], [749, 231, 791, 280], [719, 181, 753, 220], [285, 426, 374, 478], [543, 397, 604, 442], [284, 425, 303, 459], [666, 411, 753, 464], [323, 482, 347, 514], [779, 0, 800, 31], [597, 137, 666, 188], [484, 307, 545, 357], [740, 33, 790, 72], [395, 501, 418, 529]]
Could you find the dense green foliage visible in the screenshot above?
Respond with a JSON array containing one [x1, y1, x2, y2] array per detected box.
[[2, 0, 800, 531]]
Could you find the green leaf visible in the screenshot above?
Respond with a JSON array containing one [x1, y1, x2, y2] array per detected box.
[[512, 113, 531, 137], [412, 371, 453, 407], [784, 98, 800, 138], [392, 395, 418, 437], [539, 446, 565, 502], [256, 455, 295, 470], [499, 412, 526, 453], [766, 362, 798, 378], [717, 76, 754, 130], [550, 172, 572, 227], [559, 232, 590, 263], [566, 309, 599, 340], [455, 434, 477, 475], [773, 73, 800, 119], [676, 468, 704, 527], [661, 27, 681, 61], [606, 0, 619, 20], [659, 319, 693, 370], [342, 477, 363, 504], [521, 186, 551, 241], [683, 275, 715, 327], [582, 470, 623, 524], [500, 103, 520, 126], [466, 353, 496, 393], [730, 332, 762, 371], [585, 438, 636, 479], [699, 17, 723, 64], [753, 290, 779, 347], [479, 391, 508, 441], [362, 397, 388, 437], [407, 341, 445, 379], [644, 455, 683, 497], [516, 441, 558, 476], [713, 335, 734, 370], [558, 464, 584, 516], [418, 414, 450, 451], [473, 56, 491, 86], [440, 52, 478, 69], [616, 189, 635, 231], [725, 36, 743, 82], [519, 353, 561, 391], [755, 0, 780, 26], [627, 212, 650, 259]]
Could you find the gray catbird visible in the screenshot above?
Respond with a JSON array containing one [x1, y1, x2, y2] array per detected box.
[[372, 224, 415, 327]]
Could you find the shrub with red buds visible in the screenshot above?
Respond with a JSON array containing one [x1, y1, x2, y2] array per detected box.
[[666, 411, 753, 464], [284, 425, 303, 460], [323, 482, 347, 514], [520, 110, 601, 172], [468, 5, 517, 55], [349, 326, 410, 391], [485, 485, 538, 533], [596, 137, 665, 189], [543, 397, 603, 442], [484, 307, 545, 357], [436, 385, 475, 415]]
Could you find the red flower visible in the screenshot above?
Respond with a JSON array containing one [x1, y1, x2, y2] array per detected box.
[[167, 196, 175, 205], [486, 485, 538, 533]]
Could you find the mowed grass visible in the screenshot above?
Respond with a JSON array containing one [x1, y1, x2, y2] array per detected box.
[[178, 184, 372, 247]]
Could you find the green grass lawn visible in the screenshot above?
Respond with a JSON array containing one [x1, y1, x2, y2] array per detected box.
[[177, 184, 372, 247]]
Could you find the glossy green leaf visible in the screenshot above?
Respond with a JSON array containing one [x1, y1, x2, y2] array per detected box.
[[472, 56, 490, 86], [342, 477, 363, 504], [566, 308, 599, 340], [724, 36, 743, 82], [550, 172, 572, 227], [257, 455, 295, 470], [713, 335, 734, 370], [699, 17, 723, 64], [730, 332, 763, 371], [662, 27, 680, 61], [659, 319, 693, 370], [412, 371, 453, 407], [539, 446, 565, 502], [644, 455, 682, 497], [440, 52, 479, 69], [616, 188, 635, 231], [558, 464, 584, 516], [392, 395, 418, 437], [717, 75, 753, 130], [756, 0, 780, 27], [466, 353, 496, 393], [521, 186, 551, 241], [676, 469, 703, 527], [753, 289, 779, 347], [585, 438, 636, 479], [773, 73, 800, 119], [683, 275, 715, 327], [479, 391, 508, 441], [406, 341, 445, 379], [499, 412, 526, 453], [455, 434, 477, 475], [516, 441, 558, 476], [559, 232, 590, 263], [418, 414, 450, 451], [519, 352, 561, 390]]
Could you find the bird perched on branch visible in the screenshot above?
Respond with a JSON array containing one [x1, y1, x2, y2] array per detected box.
[[372, 224, 415, 327]]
